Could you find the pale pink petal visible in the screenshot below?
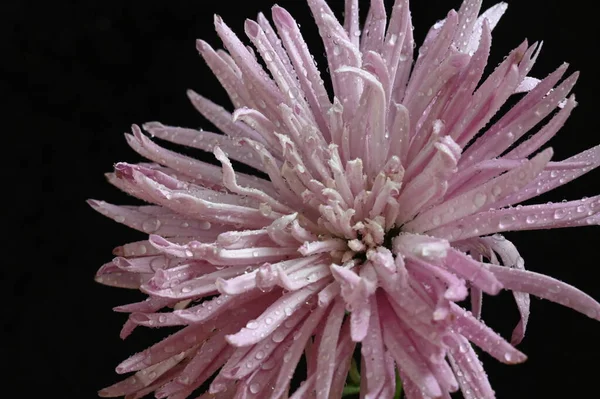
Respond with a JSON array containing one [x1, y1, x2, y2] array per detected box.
[[486, 264, 600, 321]]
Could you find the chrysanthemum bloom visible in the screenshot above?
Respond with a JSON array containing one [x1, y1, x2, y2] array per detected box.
[[89, 0, 599, 397]]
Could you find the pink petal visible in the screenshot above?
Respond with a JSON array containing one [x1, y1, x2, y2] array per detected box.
[[486, 264, 600, 321]]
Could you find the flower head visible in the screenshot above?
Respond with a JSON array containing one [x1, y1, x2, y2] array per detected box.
[[89, 0, 599, 398]]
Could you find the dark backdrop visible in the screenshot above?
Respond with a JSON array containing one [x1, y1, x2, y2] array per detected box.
[[5, 0, 598, 397]]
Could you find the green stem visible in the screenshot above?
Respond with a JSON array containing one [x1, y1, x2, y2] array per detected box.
[[348, 358, 361, 386], [342, 385, 361, 396], [394, 369, 403, 399]]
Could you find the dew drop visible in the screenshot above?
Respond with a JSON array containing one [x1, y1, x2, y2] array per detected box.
[[142, 218, 162, 233], [249, 383, 261, 394], [474, 192, 487, 208], [261, 358, 276, 370], [452, 226, 464, 240], [553, 209, 566, 220], [199, 221, 212, 230], [499, 215, 516, 229], [114, 215, 125, 223], [246, 320, 259, 330], [272, 331, 285, 343]]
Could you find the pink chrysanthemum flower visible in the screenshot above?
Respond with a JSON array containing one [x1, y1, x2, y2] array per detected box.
[[89, 0, 599, 398]]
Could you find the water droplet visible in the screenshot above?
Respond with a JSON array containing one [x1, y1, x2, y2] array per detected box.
[[452, 226, 464, 240], [284, 319, 295, 328], [499, 215, 516, 229], [114, 215, 125, 223], [199, 221, 211, 230], [261, 358, 276, 370], [474, 192, 487, 208], [553, 209, 566, 220], [432, 215, 442, 226], [249, 383, 261, 394], [246, 320, 259, 329], [255, 350, 265, 360], [272, 331, 285, 343], [504, 352, 513, 362], [265, 317, 273, 325], [142, 218, 162, 233]]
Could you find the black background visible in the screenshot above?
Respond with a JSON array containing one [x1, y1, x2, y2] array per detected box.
[[5, 0, 599, 397]]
